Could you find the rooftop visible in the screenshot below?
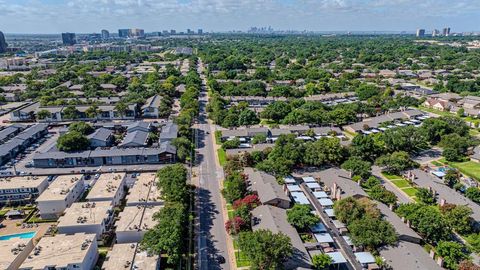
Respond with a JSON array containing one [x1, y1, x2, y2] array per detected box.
[[0, 176, 49, 190], [0, 236, 32, 270], [246, 167, 290, 205], [116, 205, 162, 232], [102, 243, 159, 270], [126, 173, 162, 205], [86, 173, 126, 201], [57, 201, 112, 227], [36, 175, 83, 203], [20, 233, 97, 269]]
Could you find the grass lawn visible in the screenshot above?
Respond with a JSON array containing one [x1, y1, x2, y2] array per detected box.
[[232, 238, 250, 267], [391, 179, 411, 188], [431, 160, 444, 167], [418, 106, 453, 117], [382, 173, 403, 181], [402, 187, 418, 197], [470, 129, 480, 137], [217, 148, 227, 166], [443, 159, 480, 181]]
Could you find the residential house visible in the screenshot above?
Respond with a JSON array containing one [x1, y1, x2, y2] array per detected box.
[[0, 176, 49, 205], [88, 128, 114, 148], [36, 175, 84, 219], [86, 173, 126, 206], [57, 202, 114, 238], [142, 95, 162, 118], [102, 243, 160, 270], [246, 168, 291, 209], [115, 205, 162, 243], [0, 235, 34, 270]]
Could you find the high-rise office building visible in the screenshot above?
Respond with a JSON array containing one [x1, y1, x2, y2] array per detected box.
[[118, 29, 129, 38], [443, 27, 451, 36], [170, 29, 176, 35], [416, 29, 425, 37], [128, 28, 145, 38], [0, 31, 8, 53], [198, 29, 203, 35], [101, 29, 110, 39], [432, 29, 440, 37], [61, 32, 76, 46]]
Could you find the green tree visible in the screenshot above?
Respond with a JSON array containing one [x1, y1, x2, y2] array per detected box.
[[69, 122, 94, 135], [238, 229, 293, 270], [466, 187, 480, 203], [115, 102, 128, 118], [333, 197, 365, 225], [375, 151, 417, 174], [341, 157, 372, 180], [304, 137, 346, 166], [57, 131, 90, 152], [312, 254, 333, 270], [286, 204, 320, 231], [156, 164, 188, 205], [141, 202, 187, 265], [436, 241, 471, 270], [443, 205, 473, 235], [85, 104, 100, 119], [350, 135, 384, 162], [416, 188, 437, 205], [62, 105, 79, 120], [238, 109, 259, 126], [172, 137, 193, 162], [222, 172, 247, 203], [37, 109, 52, 120], [369, 185, 397, 205], [348, 217, 398, 250], [444, 169, 460, 188]]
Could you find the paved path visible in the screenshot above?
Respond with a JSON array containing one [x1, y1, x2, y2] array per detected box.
[[372, 166, 413, 204], [196, 59, 232, 270]]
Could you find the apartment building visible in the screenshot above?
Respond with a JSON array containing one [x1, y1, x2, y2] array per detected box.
[[36, 174, 84, 219], [19, 233, 98, 270], [115, 205, 162, 243], [57, 201, 114, 238], [0, 235, 34, 270], [102, 243, 160, 270], [86, 173, 126, 206], [125, 173, 163, 206], [0, 176, 49, 205]]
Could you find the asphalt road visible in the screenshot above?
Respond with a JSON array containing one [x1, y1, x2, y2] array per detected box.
[[196, 59, 231, 270]]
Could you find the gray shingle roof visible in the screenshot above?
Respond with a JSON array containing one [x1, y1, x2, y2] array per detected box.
[[120, 130, 148, 147], [246, 167, 290, 206], [87, 128, 113, 142], [159, 122, 178, 142]]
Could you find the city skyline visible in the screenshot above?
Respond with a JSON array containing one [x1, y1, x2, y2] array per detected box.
[[0, 0, 479, 33]]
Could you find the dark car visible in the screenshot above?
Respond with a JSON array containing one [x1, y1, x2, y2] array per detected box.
[[216, 255, 225, 264]]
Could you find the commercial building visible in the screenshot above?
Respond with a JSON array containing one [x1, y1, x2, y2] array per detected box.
[[0, 176, 49, 205], [57, 201, 114, 237], [443, 27, 451, 36], [0, 31, 8, 53], [115, 205, 162, 243], [86, 173, 126, 206], [118, 29, 129, 38], [36, 174, 84, 219], [128, 28, 145, 38], [61, 32, 76, 46], [0, 235, 34, 270], [101, 29, 110, 39], [102, 243, 160, 270], [125, 173, 163, 206], [19, 233, 98, 270], [416, 29, 425, 37]]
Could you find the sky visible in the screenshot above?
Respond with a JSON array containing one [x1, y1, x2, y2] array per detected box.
[[0, 0, 479, 34]]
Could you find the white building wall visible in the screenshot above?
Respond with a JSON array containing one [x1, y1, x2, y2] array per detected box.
[[115, 230, 145, 244], [57, 224, 105, 238]]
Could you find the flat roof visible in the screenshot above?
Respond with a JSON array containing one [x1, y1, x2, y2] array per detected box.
[[302, 176, 316, 183], [0, 176, 48, 190], [116, 205, 162, 233], [102, 243, 159, 270], [20, 233, 97, 269], [310, 222, 327, 233], [126, 173, 162, 205], [312, 191, 329, 199], [327, 252, 348, 264], [290, 191, 310, 205], [36, 174, 83, 202], [57, 201, 112, 227], [324, 208, 335, 217], [306, 182, 321, 189], [355, 252, 376, 264], [286, 185, 302, 192], [0, 236, 33, 269], [86, 173, 126, 201], [314, 233, 334, 243]]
